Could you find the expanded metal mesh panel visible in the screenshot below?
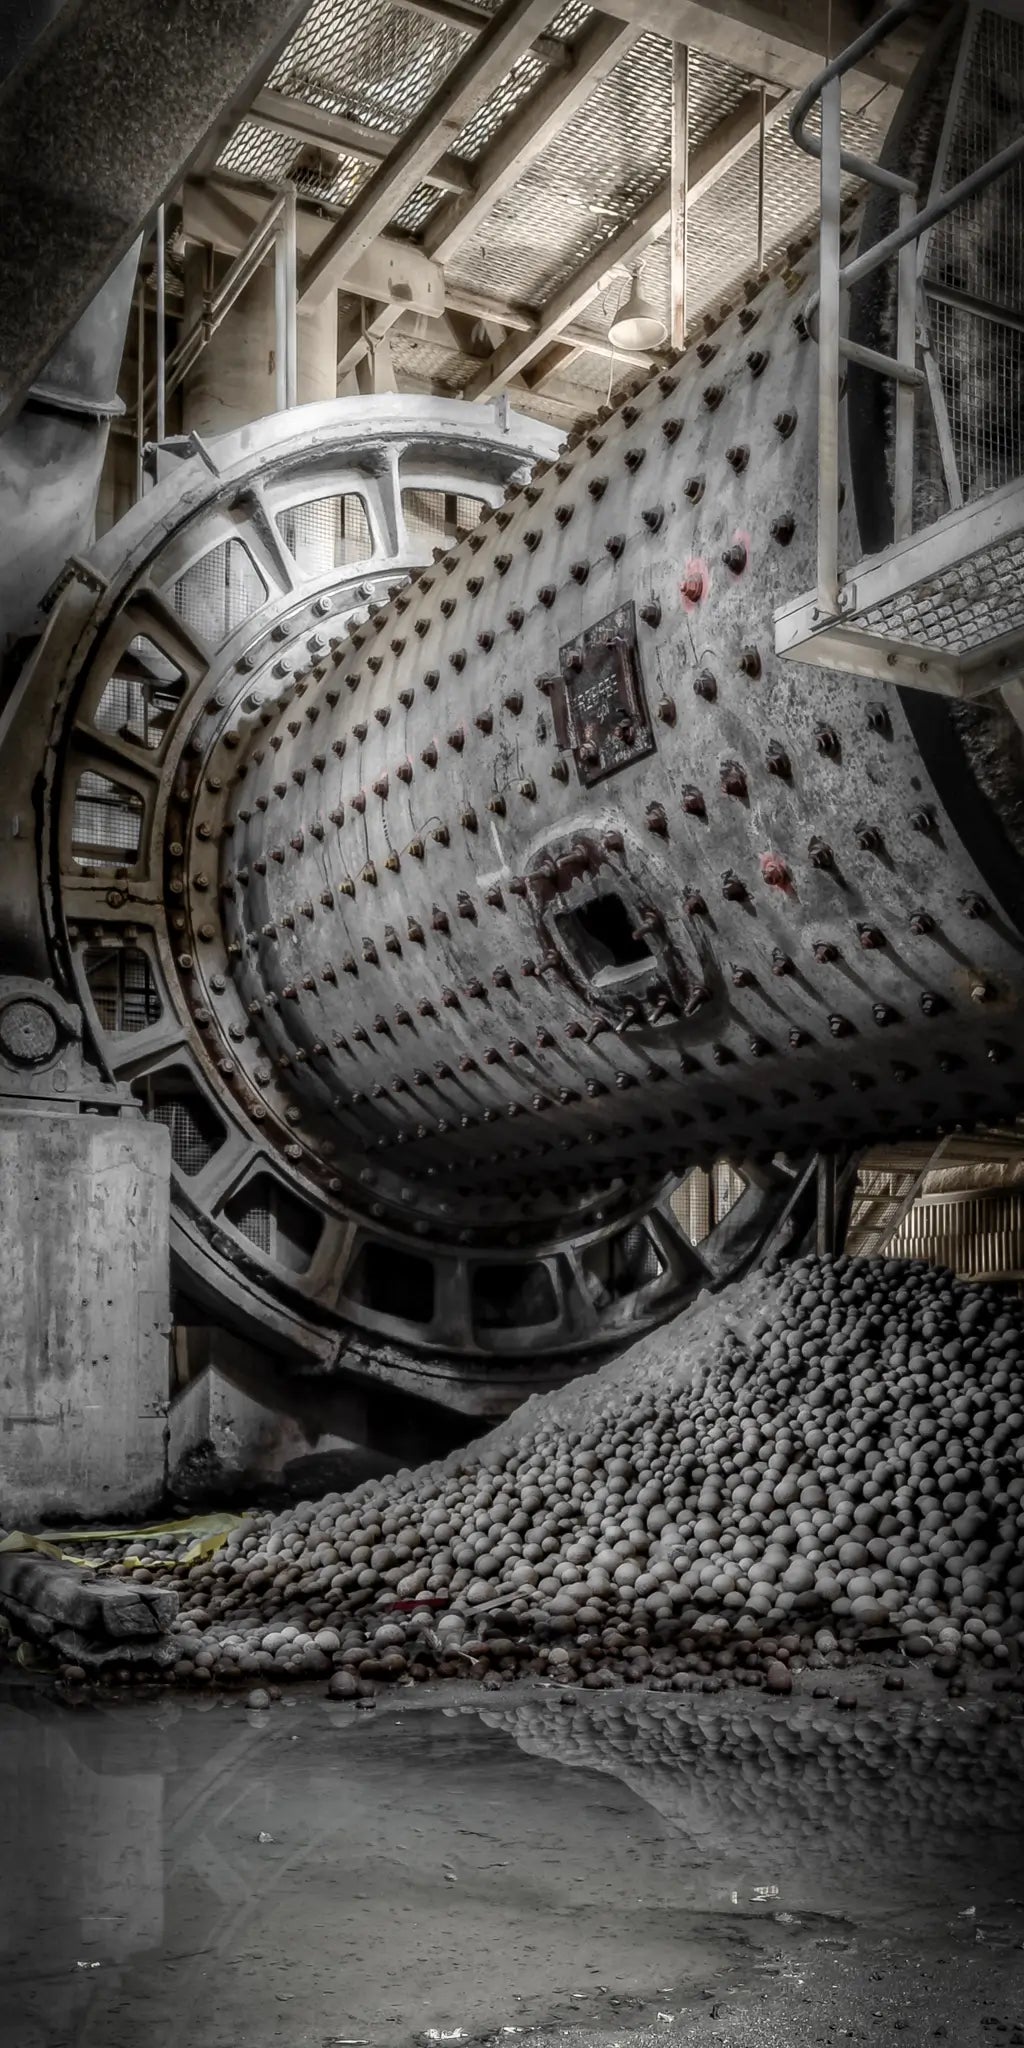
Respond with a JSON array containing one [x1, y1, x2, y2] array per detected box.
[[277, 492, 373, 573], [217, 117, 314, 189], [574, 106, 884, 356], [392, 183, 445, 236], [857, 528, 1024, 654], [402, 487, 485, 547], [393, 339, 497, 395], [269, 0, 469, 136], [232, 1192, 273, 1254], [671, 1168, 710, 1243], [83, 947, 161, 1034], [72, 773, 142, 867], [443, 38, 754, 309], [226, 1173, 322, 1271], [450, 4, 593, 170], [224, 2, 595, 221], [218, 114, 371, 210], [172, 540, 267, 644], [580, 1224, 664, 1307]]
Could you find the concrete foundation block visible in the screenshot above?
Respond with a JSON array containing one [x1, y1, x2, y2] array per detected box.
[[0, 1550, 178, 1667], [169, 1346, 400, 1499], [0, 1109, 171, 1525]]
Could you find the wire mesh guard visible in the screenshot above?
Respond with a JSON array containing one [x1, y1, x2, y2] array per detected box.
[[670, 1163, 745, 1244], [94, 636, 185, 750], [402, 489, 486, 548], [918, 7, 1024, 518], [173, 539, 267, 644], [276, 492, 373, 571], [146, 1081, 224, 1177], [71, 773, 143, 867], [83, 947, 161, 1034]]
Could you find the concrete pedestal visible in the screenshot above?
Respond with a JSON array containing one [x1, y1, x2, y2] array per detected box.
[[0, 1110, 170, 1525]]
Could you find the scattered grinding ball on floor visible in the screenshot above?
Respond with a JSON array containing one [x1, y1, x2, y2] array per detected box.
[[153, 1256, 1024, 1691]]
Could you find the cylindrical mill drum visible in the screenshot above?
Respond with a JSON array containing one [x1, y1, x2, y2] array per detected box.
[[11, 14, 1024, 1419]]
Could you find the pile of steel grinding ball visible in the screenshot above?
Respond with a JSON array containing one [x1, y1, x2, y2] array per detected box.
[[153, 1255, 1024, 1692], [470, 1689, 1024, 1871]]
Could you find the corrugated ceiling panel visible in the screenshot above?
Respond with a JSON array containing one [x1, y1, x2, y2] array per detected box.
[[572, 106, 886, 351], [442, 37, 756, 309], [268, 0, 469, 127]]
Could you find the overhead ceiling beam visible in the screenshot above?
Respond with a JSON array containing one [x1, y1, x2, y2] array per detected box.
[[184, 176, 446, 317], [592, 0, 922, 115], [390, 0, 572, 68], [299, 0, 560, 304], [340, 298, 656, 375], [463, 86, 795, 400], [423, 11, 644, 263], [250, 88, 475, 195], [335, 8, 643, 380]]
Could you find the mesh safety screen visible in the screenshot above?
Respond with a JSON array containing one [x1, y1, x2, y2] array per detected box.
[[277, 493, 373, 573], [172, 540, 267, 644], [72, 773, 142, 867], [84, 948, 161, 1034]]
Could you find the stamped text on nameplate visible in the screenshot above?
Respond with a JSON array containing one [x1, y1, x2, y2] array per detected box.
[[552, 602, 655, 787]]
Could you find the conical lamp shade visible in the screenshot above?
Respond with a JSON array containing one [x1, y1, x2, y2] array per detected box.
[[608, 277, 668, 351]]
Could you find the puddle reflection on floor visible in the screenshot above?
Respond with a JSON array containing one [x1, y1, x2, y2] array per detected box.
[[1, 1678, 1023, 2048]]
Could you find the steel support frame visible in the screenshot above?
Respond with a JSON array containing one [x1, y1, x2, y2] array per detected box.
[[670, 44, 689, 352], [781, 0, 1024, 707], [300, 0, 559, 306], [143, 188, 298, 430], [464, 86, 794, 400], [335, 11, 643, 382], [0, 0, 319, 434]]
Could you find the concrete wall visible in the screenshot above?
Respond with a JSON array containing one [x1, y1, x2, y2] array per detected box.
[[0, 1110, 170, 1525], [182, 254, 338, 438], [168, 1331, 400, 1501]]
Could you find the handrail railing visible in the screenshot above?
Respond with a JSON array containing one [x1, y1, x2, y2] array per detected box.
[[789, 0, 1024, 614], [789, 0, 921, 197]]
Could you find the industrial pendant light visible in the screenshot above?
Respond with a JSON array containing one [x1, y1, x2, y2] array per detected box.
[[608, 266, 668, 351]]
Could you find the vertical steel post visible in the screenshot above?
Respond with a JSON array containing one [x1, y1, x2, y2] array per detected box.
[[284, 184, 298, 408], [155, 203, 166, 444], [893, 188, 917, 540], [816, 73, 843, 615], [274, 214, 288, 414], [670, 44, 690, 352], [135, 285, 145, 501], [756, 84, 767, 275], [816, 1153, 839, 1256]]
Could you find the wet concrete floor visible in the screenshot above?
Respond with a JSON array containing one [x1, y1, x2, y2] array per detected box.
[[1, 1673, 1023, 2048]]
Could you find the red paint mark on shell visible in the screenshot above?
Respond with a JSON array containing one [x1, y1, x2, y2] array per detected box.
[[760, 853, 791, 889], [681, 559, 707, 608]]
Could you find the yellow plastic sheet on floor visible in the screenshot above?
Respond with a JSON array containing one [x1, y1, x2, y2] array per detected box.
[[0, 1532, 71, 1562], [26, 1512, 244, 1569]]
